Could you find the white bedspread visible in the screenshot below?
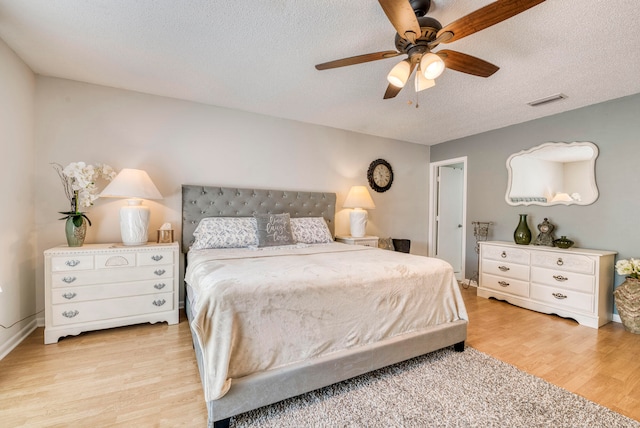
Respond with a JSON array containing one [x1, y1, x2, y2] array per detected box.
[[185, 243, 468, 401]]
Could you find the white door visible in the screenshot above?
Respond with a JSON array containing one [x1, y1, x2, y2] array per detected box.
[[436, 166, 464, 276]]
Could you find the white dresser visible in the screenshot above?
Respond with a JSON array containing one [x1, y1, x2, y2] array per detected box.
[[478, 241, 616, 328], [44, 242, 179, 344]]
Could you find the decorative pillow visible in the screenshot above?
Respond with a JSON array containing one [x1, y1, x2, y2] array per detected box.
[[191, 217, 258, 249], [254, 213, 296, 247], [290, 217, 333, 244], [378, 237, 395, 251]]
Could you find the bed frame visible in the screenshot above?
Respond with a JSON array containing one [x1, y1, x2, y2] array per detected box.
[[182, 185, 467, 428]]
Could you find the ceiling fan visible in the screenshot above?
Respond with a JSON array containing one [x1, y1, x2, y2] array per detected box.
[[315, 0, 545, 99]]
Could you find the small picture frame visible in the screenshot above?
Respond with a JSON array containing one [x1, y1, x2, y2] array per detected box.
[[157, 229, 174, 244]]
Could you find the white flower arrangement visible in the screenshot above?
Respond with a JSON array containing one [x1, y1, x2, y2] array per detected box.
[[52, 162, 116, 225], [615, 258, 640, 279]]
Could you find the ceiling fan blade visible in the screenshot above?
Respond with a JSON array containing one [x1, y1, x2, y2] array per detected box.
[[437, 50, 499, 77], [383, 83, 403, 99], [315, 51, 401, 70], [384, 56, 417, 99], [436, 0, 545, 44], [378, 0, 422, 43]]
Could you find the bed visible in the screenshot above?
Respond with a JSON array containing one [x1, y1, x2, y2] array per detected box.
[[182, 185, 468, 428]]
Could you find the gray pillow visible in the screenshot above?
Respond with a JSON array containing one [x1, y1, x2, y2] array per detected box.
[[254, 213, 296, 247]]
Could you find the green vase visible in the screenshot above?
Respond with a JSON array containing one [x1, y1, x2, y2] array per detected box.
[[513, 214, 531, 245], [65, 216, 87, 247]]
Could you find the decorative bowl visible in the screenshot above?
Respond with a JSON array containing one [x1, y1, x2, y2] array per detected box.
[[554, 236, 574, 249]]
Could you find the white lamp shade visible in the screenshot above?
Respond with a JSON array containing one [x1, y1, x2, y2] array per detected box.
[[99, 168, 163, 246], [420, 53, 445, 80], [99, 168, 163, 200], [343, 186, 375, 210], [415, 71, 436, 92], [343, 186, 375, 238], [387, 59, 411, 88]]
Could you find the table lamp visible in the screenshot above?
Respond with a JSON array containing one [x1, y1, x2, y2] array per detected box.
[[343, 186, 375, 238], [99, 168, 163, 245]]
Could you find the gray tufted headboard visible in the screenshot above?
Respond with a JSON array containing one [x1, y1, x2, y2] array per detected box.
[[181, 185, 337, 253]]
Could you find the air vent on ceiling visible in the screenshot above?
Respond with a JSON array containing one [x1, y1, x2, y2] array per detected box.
[[527, 93, 568, 107]]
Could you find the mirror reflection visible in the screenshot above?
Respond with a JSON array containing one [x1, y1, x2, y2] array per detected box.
[[505, 141, 599, 206]]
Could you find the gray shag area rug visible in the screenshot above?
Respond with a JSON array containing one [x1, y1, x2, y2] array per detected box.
[[232, 346, 639, 428]]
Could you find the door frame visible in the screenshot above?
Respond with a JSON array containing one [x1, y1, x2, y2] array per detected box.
[[428, 156, 468, 281]]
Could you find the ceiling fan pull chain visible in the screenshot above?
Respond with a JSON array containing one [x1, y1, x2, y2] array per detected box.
[[415, 62, 421, 108]]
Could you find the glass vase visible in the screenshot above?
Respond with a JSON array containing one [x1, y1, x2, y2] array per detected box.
[[65, 216, 87, 247], [513, 214, 531, 245]]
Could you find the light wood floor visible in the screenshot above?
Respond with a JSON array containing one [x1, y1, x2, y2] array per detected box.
[[1, 286, 639, 427]]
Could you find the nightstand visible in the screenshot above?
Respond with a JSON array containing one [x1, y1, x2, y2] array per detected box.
[[43, 242, 179, 344], [335, 235, 379, 248]]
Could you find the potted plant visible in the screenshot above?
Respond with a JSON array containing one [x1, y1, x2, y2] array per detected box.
[[52, 162, 116, 246]]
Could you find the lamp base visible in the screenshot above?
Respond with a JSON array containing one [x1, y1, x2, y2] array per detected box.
[[120, 200, 150, 246], [349, 209, 368, 238]]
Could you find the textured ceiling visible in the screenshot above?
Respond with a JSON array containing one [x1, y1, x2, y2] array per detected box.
[[1, 0, 639, 146]]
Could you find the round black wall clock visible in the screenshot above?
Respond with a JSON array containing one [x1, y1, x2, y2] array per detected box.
[[367, 159, 394, 193]]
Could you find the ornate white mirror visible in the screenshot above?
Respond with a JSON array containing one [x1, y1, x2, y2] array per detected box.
[[505, 141, 599, 206]]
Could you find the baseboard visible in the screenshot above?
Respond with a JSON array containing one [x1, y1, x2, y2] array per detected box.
[[612, 314, 621, 324], [0, 318, 38, 360]]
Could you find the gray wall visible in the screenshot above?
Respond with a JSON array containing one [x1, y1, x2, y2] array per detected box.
[[33, 77, 430, 311], [0, 37, 36, 358], [431, 93, 640, 290]]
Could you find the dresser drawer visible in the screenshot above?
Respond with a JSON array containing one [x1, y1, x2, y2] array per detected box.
[[51, 265, 174, 288], [51, 279, 174, 304], [481, 273, 529, 297], [531, 267, 594, 294], [531, 251, 594, 275], [482, 245, 530, 265], [357, 239, 379, 248], [51, 255, 95, 272], [51, 292, 174, 326], [482, 259, 529, 281], [530, 284, 593, 313], [95, 252, 137, 269], [137, 250, 174, 266]]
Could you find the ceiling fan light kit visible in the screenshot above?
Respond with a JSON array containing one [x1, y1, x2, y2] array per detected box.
[[387, 59, 411, 87], [420, 53, 445, 80], [315, 0, 546, 100], [415, 70, 435, 92]]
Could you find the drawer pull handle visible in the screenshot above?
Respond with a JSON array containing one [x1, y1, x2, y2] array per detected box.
[[154, 283, 166, 290], [62, 292, 77, 300], [552, 292, 568, 300], [498, 281, 510, 287], [65, 259, 81, 267], [62, 276, 77, 284], [498, 265, 510, 272], [501, 251, 507, 258], [62, 310, 79, 318], [151, 255, 163, 262], [553, 275, 568, 282], [557, 258, 564, 266], [153, 299, 166, 307], [154, 269, 166, 276]]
